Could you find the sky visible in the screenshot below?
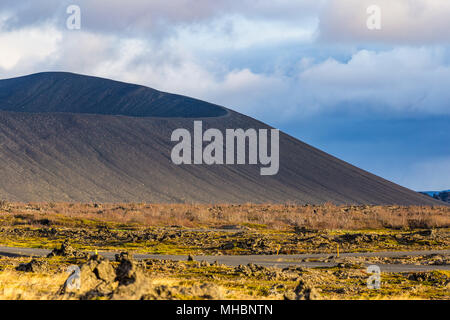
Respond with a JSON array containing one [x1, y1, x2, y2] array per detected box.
[[0, 0, 449, 191]]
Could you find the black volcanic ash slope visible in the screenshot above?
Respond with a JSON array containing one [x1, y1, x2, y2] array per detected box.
[[0, 72, 441, 205]]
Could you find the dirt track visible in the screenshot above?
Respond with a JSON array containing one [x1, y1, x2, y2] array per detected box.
[[1, 246, 448, 272]]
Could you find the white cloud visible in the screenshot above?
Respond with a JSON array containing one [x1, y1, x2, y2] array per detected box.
[[173, 15, 316, 52], [297, 47, 450, 116], [0, 23, 61, 71]]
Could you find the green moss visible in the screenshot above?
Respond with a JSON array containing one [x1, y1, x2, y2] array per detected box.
[[241, 223, 268, 230]]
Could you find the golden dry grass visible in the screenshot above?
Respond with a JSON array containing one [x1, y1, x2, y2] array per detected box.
[[0, 202, 449, 230], [0, 261, 448, 300], [0, 270, 67, 300]]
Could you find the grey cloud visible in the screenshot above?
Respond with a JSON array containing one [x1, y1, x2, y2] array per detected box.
[[0, 0, 323, 36]]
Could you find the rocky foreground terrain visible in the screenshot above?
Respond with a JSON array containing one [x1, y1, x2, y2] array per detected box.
[[0, 241, 448, 300], [1, 224, 449, 255], [0, 202, 448, 300]]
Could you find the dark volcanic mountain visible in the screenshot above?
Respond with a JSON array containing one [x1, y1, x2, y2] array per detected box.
[[0, 72, 441, 205]]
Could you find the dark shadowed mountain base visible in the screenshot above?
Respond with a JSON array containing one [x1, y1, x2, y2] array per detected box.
[[0, 72, 442, 205]]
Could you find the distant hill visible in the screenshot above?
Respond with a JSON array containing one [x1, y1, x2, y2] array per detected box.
[[0, 72, 443, 205], [420, 190, 450, 204]]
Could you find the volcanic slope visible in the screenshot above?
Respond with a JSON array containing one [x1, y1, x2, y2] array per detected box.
[[0, 72, 440, 205]]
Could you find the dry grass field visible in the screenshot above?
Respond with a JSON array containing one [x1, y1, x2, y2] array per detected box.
[[1, 201, 449, 230]]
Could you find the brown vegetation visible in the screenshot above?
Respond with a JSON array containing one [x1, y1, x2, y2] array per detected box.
[[0, 202, 448, 230]]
